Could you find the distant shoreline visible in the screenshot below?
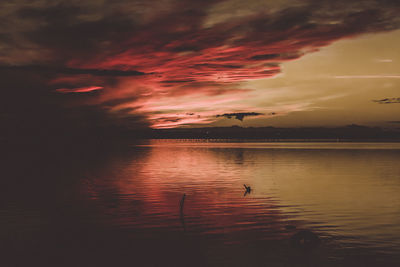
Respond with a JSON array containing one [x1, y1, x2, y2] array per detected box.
[[145, 138, 400, 142], [3, 125, 400, 145], [149, 125, 400, 141]]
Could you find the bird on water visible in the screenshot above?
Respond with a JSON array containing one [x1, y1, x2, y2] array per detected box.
[[243, 184, 252, 194]]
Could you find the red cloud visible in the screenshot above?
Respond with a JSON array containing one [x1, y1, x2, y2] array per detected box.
[[3, 1, 399, 128], [56, 86, 103, 93]]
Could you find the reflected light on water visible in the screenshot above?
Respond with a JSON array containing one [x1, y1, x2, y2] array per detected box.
[[2, 140, 400, 266], [83, 141, 400, 252]]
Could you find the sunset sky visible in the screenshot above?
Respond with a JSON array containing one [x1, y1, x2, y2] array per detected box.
[[1, 0, 399, 130]]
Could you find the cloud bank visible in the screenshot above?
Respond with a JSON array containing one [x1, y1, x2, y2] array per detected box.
[[1, 0, 400, 128]]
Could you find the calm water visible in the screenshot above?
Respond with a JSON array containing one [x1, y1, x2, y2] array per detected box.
[[2, 140, 400, 266]]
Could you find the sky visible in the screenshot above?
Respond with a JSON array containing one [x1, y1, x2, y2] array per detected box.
[[1, 0, 399, 131]]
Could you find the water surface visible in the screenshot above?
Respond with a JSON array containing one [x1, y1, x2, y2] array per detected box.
[[2, 140, 400, 266]]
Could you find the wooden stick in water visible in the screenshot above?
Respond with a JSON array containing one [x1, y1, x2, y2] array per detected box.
[[179, 193, 186, 231], [180, 193, 186, 215]]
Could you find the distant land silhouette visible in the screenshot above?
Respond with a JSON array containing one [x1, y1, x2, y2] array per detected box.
[[150, 125, 400, 141], [3, 124, 400, 150]]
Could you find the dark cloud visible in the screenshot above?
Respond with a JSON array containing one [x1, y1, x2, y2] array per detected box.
[[0, 65, 145, 77], [216, 112, 264, 121], [373, 98, 400, 104], [250, 54, 281, 61], [1, 0, 400, 129], [0, 62, 149, 141]]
